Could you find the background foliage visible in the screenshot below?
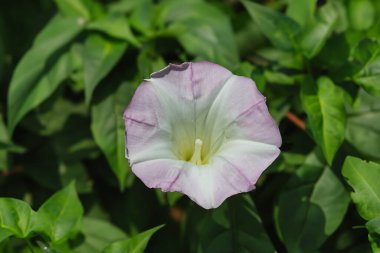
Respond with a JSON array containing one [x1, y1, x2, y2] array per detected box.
[[1, 0, 380, 252]]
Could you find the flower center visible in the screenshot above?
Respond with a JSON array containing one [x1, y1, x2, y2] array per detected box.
[[189, 139, 203, 165]]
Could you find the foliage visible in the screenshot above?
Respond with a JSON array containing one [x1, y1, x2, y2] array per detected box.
[[0, 0, 380, 252]]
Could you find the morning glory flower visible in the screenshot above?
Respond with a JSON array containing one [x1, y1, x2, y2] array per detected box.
[[124, 62, 281, 209]]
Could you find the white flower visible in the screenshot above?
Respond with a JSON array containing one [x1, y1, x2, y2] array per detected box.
[[124, 62, 281, 209]]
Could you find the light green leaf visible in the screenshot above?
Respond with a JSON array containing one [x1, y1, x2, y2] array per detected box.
[[303, 77, 346, 164], [0, 198, 37, 238], [342, 156, 380, 221], [87, 15, 140, 47], [286, 0, 316, 27], [7, 16, 84, 134], [275, 151, 350, 253], [102, 225, 164, 253], [162, 1, 239, 67], [348, 0, 375, 31], [83, 34, 127, 104], [74, 217, 127, 253], [264, 70, 296, 85], [91, 82, 135, 190], [54, 0, 91, 20], [37, 182, 84, 243], [242, 0, 301, 51], [300, 2, 338, 58]]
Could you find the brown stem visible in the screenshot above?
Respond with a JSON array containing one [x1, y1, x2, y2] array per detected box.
[[286, 112, 305, 130]]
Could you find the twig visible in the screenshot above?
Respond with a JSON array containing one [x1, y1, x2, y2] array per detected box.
[[286, 112, 305, 130]]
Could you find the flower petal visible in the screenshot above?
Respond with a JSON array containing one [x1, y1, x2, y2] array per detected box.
[[187, 140, 279, 209], [203, 75, 274, 154], [229, 100, 282, 147]]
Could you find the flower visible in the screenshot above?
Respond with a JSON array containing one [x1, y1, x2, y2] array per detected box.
[[124, 62, 281, 209]]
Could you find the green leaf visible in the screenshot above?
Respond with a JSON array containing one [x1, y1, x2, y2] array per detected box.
[[83, 34, 127, 104], [37, 182, 84, 243], [348, 0, 375, 31], [342, 156, 380, 221], [300, 2, 338, 58], [34, 97, 87, 136], [275, 151, 350, 253], [128, 0, 156, 36], [303, 77, 346, 164], [0, 198, 37, 238], [0, 229, 10, 243], [91, 82, 135, 190], [102, 225, 164, 253], [137, 47, 166, 79], [346, 90, 380, 162], [286, 0, 316, 27], [87, 14, 140, 47], [263, 70, 296, 85], [54, 0, 91, 20], [7, 16, 84, 134], [242, 0, 301, 51], [353, 40, 380, 96], [367, 217, 380, 253], [74, 217, 127, 253], [59, 161, 92, 194], [195, 195, 275, 253], [162, 1, 239, 67]]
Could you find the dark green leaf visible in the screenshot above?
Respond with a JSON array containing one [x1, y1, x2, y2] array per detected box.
[[91, 82, 135, 190], [0, 114, 9, 171], [342, 156, 380, 221], [344, 39, 380, 96], [83, 34, 127, 104], [303, 77, 346, 164], [102, 225, 164, 253], [0, 198, 37, 238], [276, 151, 350, 253], [242, 0, 301, 51], [59, 161, 92, 194], [196, 195, 275, 253], [137, 47, 166, 79], [162, 1, 239, 67], [354, 51, 380, 96], [346, 90, 380, 162], [0, 229, 10, 243], [7, 16, 84, 133], [37, 182, 84, 243], [367, 217, 380, 253]]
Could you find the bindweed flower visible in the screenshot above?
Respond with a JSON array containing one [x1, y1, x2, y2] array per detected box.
[[124, 62, 281, 209]]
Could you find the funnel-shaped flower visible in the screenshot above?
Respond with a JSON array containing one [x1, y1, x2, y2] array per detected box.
[[124, 62, 281, 209]]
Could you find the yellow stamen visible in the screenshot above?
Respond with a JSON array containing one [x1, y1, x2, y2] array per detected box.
[[189, 139, 203, 165]]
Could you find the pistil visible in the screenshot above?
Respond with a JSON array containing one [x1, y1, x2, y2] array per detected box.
[[189, 139, 203, 165]]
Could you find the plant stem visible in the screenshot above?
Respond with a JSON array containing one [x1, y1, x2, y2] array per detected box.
[[286, 112, 305, 130]]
